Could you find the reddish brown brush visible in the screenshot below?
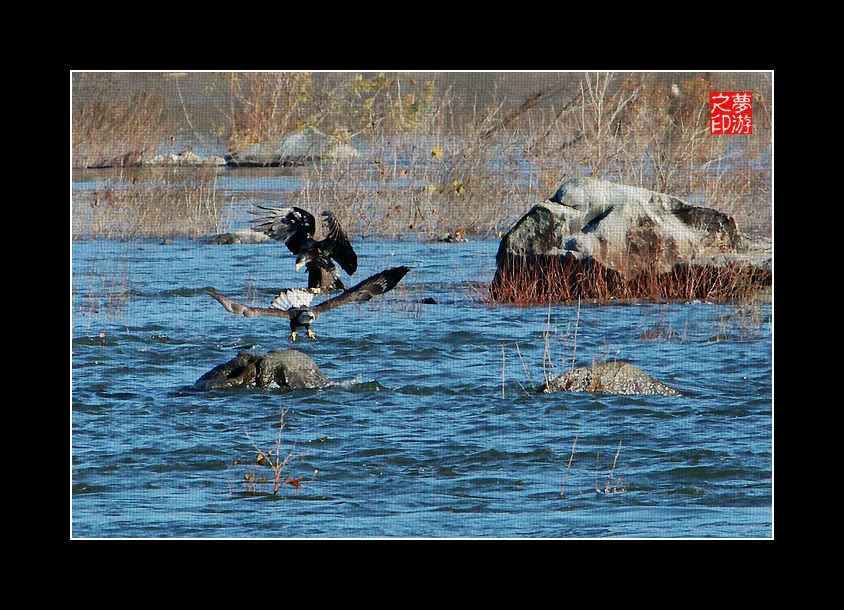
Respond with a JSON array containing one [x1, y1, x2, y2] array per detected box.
[[487, 255, 769, 305]]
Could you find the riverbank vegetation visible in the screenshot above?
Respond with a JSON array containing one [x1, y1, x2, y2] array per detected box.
[[72, 72, 772, 241], [486, 255, 771, 305]]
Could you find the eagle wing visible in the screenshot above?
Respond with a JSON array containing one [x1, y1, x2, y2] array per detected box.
[[320, 211, 357, 276], [206, 288, 292, 319], [249, 205, 316, 254], [312, 266, 410, 318]]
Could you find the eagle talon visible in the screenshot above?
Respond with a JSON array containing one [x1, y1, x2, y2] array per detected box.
[[306, 328, 317, 340], [288, 331, 297, 343]]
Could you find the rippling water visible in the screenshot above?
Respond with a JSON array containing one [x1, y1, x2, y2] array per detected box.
[[71, 238, 772, 538]]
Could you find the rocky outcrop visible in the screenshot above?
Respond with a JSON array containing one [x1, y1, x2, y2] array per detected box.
[[195, 349, 330, 390], [203, 229, 270, 245], [146, 151, 226, 166], [224, 127, 360, 167], [491, 177, 771, 301], [84, 150, 226, 169], [86, 150, 146, 169], [539, 361, 681, 396]]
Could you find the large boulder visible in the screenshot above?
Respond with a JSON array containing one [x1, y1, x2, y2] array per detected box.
[[539, 361, 681, 396], [224, 127, 360, 167], [491, 177, 771, 301], [195, 349, 330, 390]]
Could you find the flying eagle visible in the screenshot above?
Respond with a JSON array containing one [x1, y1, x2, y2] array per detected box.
[[250, 205, 357, 291], [206, 266, 410, 342]]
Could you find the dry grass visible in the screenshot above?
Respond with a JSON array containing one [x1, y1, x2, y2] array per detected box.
[[72, 73, 167, 169], [638, 316, 688, 343], [601, 441, 629, 494], [282, 117, 533, 240], [636, 292, 769, 344], [73, 261, 134, 319], [709, 292, 770, 342], [72, 166, 231, 240], [72, 72, 771, 241], [560, 433, 579, 498], [558, 435, 628, 498]]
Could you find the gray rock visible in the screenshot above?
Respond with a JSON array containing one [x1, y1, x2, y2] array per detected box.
[[502, 177, 752, 273], [203, 229, 270, 245], [539, 361, 681, 396], [224, 127, 359, 167], [195, 349, 330, 390], [493, 177, 771, 297], [437, 229, 467, 243], [145, 151, 226, 166]]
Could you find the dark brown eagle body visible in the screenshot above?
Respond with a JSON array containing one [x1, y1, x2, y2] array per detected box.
[[250, 206, 357, 291]]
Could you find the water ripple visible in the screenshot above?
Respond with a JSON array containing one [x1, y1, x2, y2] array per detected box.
[[71, 238, 772, 538]]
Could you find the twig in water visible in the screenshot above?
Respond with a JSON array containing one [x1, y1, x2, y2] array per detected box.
[[514, 342, 533, 387], [514, 380, 532, 397], [500, 344, 506, 399], [603, 441, 627, 494], [542, 303, 554, 386], [242, 409, 296, 495], [570, 297, 581, 370], [605, 441, 621, 493], [560, 433, 579, 498]]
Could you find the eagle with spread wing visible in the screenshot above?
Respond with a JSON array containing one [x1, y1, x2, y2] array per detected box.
[[206, 266, 410, 342], [250, 205, 357, 291]]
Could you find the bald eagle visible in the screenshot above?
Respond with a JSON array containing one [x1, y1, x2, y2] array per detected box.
[[206, 266, 410, 342], [250, 205, 357, 291]]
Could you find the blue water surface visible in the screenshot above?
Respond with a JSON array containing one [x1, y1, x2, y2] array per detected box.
[[71, 237, 772, 538]]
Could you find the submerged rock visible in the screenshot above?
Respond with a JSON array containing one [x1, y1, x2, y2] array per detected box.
[[195, 349, 330, 390], [436, 229, 467, 243], [539, 361, 681, 396], [224, 127, 360, 167], [203, 229, 270, 245]]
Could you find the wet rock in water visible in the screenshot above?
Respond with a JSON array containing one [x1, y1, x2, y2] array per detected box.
[[420, 297, 438, 304], [224, 127, 359, 167], [539, 361, 681, 396], [203, 229, 270, 245], [437, 229, 467, 243], [491, 176, 771, 299], [195, 349, 330, 390]]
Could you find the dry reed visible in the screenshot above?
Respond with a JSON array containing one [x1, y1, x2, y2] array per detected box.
[[72, 166, 230, 240], [72, 72, 771, 242], [487, 255, 770, 305]]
